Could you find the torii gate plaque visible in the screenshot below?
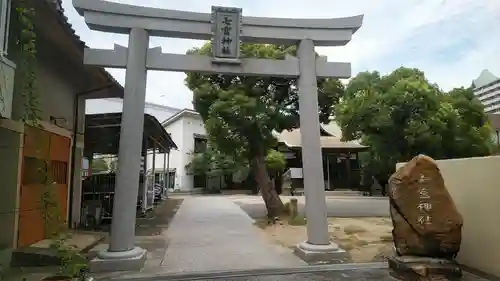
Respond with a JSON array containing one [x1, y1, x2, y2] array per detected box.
[[74, 0, 363, 272]]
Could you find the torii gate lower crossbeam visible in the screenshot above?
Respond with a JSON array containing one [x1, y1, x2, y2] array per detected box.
[[74, 0, 363, 273]]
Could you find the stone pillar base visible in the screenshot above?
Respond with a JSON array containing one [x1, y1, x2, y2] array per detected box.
[[388, 255, 462, 280], [294, 241, 346, 264], [89, 246, 147, 273]]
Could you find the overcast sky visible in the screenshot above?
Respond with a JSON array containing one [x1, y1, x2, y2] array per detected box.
[[63, 0, 500, 110]]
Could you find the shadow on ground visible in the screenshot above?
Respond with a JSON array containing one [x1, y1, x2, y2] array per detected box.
[[135, 198, 184, 236]]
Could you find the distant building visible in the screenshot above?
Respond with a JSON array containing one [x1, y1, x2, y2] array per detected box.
[[472, 69, 500, 114]]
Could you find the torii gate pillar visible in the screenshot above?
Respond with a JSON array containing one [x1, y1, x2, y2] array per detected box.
[[90, 28, 150, 272]]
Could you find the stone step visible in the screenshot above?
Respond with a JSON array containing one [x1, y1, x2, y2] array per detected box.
[[10, 232, 105, 267]]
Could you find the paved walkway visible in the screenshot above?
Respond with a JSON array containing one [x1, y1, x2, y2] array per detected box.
[[158, 196, 305, 273]]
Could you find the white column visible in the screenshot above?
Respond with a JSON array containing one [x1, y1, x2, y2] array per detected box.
[[162, 151, 167, 198], [152, 144, 156, 204], [166, 151, 170, 193], [142, 148, 148, 211], [297, 39, 331, 246], [104, 28, 149, 255]]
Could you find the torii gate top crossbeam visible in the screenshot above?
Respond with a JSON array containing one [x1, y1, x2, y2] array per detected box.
[[73, 0, 363, 46]]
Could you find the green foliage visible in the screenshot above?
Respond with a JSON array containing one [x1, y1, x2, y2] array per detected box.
[[40, 166, 88, 278], [91, 158, 109, 173], [15, 0, 41, 124], [336, 67, 495, 182], [186, 145, 245, 177], [185, 42, 343, 159], [265, 149, 286, 172], [50, 234, 88, 278]]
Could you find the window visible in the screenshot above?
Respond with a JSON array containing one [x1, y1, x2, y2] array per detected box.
[[0, 0, 11, 55], [194, 137, 207, 153]]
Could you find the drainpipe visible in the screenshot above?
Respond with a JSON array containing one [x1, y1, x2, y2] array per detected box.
[[68, 84, 113, 228]]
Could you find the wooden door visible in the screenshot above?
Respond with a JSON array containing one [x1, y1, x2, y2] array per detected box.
[[17, 127, 71, 248], [49, 134, 70, 222], [18, 127, 50, 247]]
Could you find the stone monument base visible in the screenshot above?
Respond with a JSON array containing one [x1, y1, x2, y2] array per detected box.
[[388, 255, 462, 280], [89, 246, 147, 273], [294, 241, 346, 264]]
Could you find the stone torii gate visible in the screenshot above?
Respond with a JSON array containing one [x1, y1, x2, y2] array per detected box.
[[73, 0, 363, 272]]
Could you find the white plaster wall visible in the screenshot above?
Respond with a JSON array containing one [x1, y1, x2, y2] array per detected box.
[[181, 114, 206, 191], [146, 112, 206, 191], [160, 119, 184, 190]]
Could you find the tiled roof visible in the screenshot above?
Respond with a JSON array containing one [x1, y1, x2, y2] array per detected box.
[[276, 123, 368, 149], [44, 0, 123, 94]]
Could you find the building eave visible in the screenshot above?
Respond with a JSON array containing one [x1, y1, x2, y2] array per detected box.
[[161, 108, 200, 127]]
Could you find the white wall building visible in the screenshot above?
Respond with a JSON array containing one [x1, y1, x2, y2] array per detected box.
[[155, 109, 206, 191], [473, 69, 500, 114]]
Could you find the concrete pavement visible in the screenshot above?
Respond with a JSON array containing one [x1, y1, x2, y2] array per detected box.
[[229, 195, 389, 219], [158, 196, 305, 273]]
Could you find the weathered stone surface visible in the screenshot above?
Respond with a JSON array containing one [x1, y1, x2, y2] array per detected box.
[[388, 255, 462, 281], [388, 155, 463, 258]]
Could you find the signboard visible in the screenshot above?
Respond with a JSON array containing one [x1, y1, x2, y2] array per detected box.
[[211, 6, 242, 59]]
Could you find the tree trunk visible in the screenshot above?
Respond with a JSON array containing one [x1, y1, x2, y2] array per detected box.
[[275, 171, 283, 195], [253, 153, 284, 218], [224, 174, 233, 189]]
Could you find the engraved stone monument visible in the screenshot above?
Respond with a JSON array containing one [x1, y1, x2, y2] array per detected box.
[[388, 155, 464, 280]]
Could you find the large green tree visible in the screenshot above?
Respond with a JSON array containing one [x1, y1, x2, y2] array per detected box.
[[185, 43, 343, 217], [186, 146, 244, 177], [336, 67, 494, 186], [185, 146, 244, 193], [186, 147, 287, 193]]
